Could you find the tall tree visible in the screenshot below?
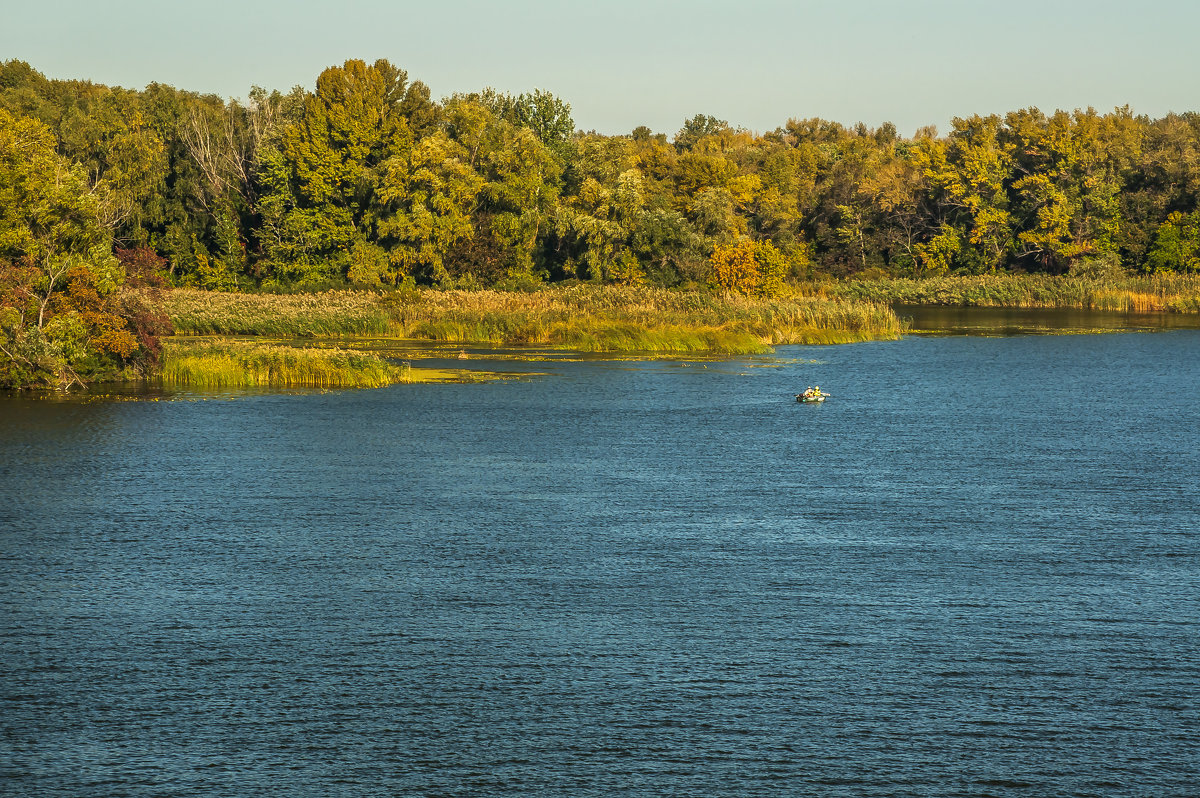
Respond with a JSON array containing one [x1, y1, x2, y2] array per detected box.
[[0, 109, 144, 387], [264, 59, 437, 283], [915, 115, 1014, 273]]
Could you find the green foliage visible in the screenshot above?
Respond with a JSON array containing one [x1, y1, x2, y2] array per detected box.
[[824, 272, 1200, 312], [262, 59, 431, 277], [376, 132, 484, 284], [443, 97, 562, 281], [1146, 212, 1200, 273], [0, 108, 170, 388], [455, 87, 574, 149], [6, 57, 1200, 300], [674, 114, 730, 151]]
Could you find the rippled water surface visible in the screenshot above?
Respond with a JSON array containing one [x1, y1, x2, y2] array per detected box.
[[2, 330, 1199, 796]]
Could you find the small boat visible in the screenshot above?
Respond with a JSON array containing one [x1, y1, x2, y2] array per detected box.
[[796, 393, 826, 403]]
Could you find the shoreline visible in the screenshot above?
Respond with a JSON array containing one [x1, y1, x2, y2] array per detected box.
[[160, 284, 905, 353], [819, 273, 1200, 313], [12, 276, 1200, 395]]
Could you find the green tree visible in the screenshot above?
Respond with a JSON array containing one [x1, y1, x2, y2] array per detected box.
[[1145, 211, 1200, 273], [264, 59, 437, 283], [674, 114, 730, 151], [1118, 112, 1199, 268], [450, 87, 574, 150], [444, 98, 560, 282], [914, 115, 1014, 273], [374, 133, 484, 284], [0, 109, 143, 387]]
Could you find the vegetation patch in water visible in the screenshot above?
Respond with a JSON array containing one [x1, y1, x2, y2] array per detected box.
[[160, 340, 414, 389], [162, 285, 903, 353]]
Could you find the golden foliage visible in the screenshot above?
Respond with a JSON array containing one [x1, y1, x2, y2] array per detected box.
[[710, 238, 760, 293], [710, 238, 790, 297]]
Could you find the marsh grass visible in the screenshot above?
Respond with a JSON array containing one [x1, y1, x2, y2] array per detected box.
[[160, 340, 413, 388], [822, 273, 1200, 312], [387, 285, 901, 351], [159, 284, 903, 353], [164, 290, 391, 336]]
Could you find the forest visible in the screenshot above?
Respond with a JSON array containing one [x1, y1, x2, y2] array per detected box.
[[2, 57, 1200, 387]]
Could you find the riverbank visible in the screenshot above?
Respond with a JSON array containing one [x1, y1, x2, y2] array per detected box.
[[819, 273, 1200, 312], [162, 284, 905, 353], [154, 275, 1200, 390]]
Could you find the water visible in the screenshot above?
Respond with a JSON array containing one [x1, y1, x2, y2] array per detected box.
[[2, 329, 1198, 796], [899, 304, 1200, 335]]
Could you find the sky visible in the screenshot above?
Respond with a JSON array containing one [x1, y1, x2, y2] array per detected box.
[[3, 0, 1198, 138]]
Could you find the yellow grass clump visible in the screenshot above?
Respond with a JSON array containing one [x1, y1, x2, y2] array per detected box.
[[386, 284, 903, 351], [160, 340, 412, 389]]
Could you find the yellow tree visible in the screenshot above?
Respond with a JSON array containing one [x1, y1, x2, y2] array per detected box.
[[710, 238, 760, 293], [1004, 108, 1133, 271], [914, 115, 1014, 272], [754, 240, 788, 297]]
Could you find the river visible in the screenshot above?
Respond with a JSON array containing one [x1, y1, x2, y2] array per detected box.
[[2, 320, 1198, 796]]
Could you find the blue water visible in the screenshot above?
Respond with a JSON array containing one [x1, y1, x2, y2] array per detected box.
[[2, 331, 1198, 796]]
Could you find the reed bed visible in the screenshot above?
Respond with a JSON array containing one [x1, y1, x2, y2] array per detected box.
[[390, 285, 902, 352], [159, 284, 904, 353], [821, 273, 1200, 312], [163, 289, 392, 336], [160, 340, 412, 388]]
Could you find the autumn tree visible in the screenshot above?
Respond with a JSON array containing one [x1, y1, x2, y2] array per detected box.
[[0, 109, 155, 388], [709, 237, 789, 296], [913, 115, 1014, 273]]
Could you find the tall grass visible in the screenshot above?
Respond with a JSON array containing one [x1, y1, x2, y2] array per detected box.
[[403, 285, 899, 348], [160, 340, 411, 388], [821, 273, 1200, 312], [390, 285, 901, 351], [159, 284, 904, 353], [164, 289, 391, 336]]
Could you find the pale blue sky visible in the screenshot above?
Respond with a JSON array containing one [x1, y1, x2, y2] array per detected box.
[[3, 0, 1197, 137]]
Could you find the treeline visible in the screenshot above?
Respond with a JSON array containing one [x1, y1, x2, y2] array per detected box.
[[4, 57, 1200, 294], [3, 57, 1200, 388]]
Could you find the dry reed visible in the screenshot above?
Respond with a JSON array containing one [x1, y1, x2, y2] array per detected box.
[[160, 284, 904, 353], [821, 273, 1200, 312], [160, 340, 411, 388]]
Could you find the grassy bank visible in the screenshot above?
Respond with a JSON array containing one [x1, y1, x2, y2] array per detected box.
[[163, 285, 903, 353], [820, 273, 1200, 312], [159, 340, 419, 389]]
